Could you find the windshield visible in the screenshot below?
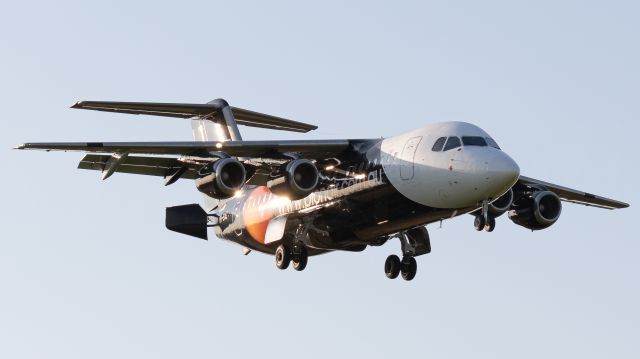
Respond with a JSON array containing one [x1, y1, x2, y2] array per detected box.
[[461, 136, 487, 147], [433, 136, 500, 151], [485, 137, 501, 149], [443, 136, 461, 151], [432, 137, 447, 151]]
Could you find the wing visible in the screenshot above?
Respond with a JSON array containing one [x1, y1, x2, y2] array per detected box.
[[16, 139, 363, 184], [77, 154, 204, 183], [71, 101, 317, 133], [16, 140, 351, 158], [518, 175, 629, 209]]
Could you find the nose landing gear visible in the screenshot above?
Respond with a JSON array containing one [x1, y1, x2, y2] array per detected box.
[[474, 215, 496, 232], [474, 199, 496, 232], [384, 227, 430, 281]]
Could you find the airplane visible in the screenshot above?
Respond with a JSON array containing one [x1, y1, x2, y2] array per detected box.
[[16, 98, 629, 280]]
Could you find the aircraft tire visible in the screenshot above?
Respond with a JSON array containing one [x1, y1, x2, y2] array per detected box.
[[275, 244, 291, 270], [401, 256, 417, 281], [384, 255, 401, 279], [485, 216, 496, 232], [292, 247, 308, 271], [474, 216, 485, 231]]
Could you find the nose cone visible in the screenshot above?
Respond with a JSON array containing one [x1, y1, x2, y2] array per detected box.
[[490, 152, 520, 190]]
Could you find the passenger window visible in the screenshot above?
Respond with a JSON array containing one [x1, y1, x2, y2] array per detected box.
[[461, 136, 487, 147], [443, 136, 461, 151], [485, 137, 501, 149], [431, 137, 447, 151]]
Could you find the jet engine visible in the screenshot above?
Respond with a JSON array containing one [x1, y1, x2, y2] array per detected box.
[[508, 190, 562, 230], [196, 158, 246, 199], [268, 159, 319, 199], [489, 189, 514, 217]]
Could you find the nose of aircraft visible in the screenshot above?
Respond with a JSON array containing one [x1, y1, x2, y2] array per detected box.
[[489, 151, 520, 190]]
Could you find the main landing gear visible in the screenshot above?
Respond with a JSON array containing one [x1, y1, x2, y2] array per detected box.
[[275, 243, 308, 271], [384, 254, 417, 280], [384, 226, 431, 281]]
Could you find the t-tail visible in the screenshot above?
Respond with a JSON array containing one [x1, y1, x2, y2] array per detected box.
[[69, 98, 318, 236]]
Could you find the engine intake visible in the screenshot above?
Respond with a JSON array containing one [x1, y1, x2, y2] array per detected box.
[[268, 159, 319, 199], [489, 189, 514, 217], [509, 190, 562, 230], [196, 158, 246, 199]]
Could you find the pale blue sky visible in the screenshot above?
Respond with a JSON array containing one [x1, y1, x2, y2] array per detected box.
[[1, 1, 638, 358]]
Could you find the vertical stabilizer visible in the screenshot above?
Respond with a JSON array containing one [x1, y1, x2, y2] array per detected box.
[[191, 99, 242, 211], [191, 98, 242, 142]]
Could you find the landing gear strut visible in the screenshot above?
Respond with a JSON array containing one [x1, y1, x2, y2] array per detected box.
[[384, 227, 430, 281]]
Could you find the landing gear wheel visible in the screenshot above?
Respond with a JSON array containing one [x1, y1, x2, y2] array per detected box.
[[474, 216, 485, 231], [275, 244, 291, 270], [292, 246, 308, 271], [401, 256, 417, 281], [484, 216, 496, 232], [384, 255, 401, 279]]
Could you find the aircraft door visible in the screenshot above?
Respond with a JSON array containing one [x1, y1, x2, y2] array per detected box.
[[400, 136, 422, 180]]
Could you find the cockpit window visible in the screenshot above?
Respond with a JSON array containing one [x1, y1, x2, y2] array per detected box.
[[461, 136, 487, 147], [431, 137, 447, 151], [443, 136, 461, 151], [485, 137, 501, 149]]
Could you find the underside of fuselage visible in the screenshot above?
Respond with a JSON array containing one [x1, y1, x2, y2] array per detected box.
[[214, 183, 474, 256]]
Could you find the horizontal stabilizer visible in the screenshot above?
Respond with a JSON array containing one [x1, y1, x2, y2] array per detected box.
[[71, 100, 317, 132]]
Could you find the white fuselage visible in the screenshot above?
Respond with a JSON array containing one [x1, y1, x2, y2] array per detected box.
[[381, 122, 520, 209]]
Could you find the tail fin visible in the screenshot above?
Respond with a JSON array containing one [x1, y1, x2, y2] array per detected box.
[[71, 98, 318, 211], [189, 99, 241, 212], [191, 99, 242, 142]]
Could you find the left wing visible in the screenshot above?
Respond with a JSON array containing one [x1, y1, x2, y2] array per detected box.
[[518, 175, 629, 209], [16, 140, 351, 159]]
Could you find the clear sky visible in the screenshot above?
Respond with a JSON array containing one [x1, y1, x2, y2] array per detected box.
[[1, 1, 638, 358]]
